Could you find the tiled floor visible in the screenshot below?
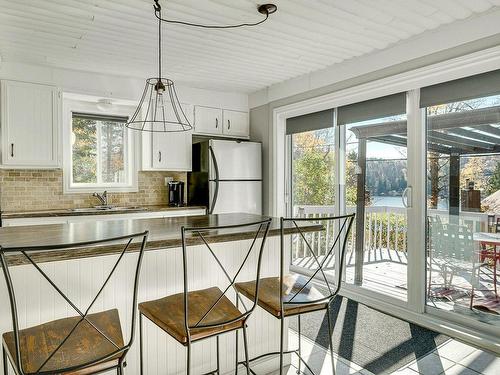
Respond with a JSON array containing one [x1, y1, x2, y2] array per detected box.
[[266, 330, 500, 375]]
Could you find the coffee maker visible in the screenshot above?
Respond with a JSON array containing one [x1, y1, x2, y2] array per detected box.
[[168, 181, 185, 207]]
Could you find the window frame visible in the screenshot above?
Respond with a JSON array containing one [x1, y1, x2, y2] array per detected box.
[[63, 99, 139, 193]]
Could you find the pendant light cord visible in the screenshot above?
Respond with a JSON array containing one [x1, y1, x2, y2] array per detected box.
[[158, 5, 162, 80], [153, 0, 271, 29]]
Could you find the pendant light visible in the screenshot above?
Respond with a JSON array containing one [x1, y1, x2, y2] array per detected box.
[[126, 0, 277, 132], [126, 1, 191, 132]]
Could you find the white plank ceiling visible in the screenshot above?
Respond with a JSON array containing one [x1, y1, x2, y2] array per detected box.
[[1, 0, 499, 93]]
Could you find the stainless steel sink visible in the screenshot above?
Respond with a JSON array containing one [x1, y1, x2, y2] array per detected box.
[[69, 207, 104, 212], [69, 206, 146, 213], [110, 206, 147, 212]]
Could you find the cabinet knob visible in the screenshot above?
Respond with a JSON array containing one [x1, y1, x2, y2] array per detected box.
[[10, 143, 14, 157], [228, 119, 231, 130], [215, 118, 218, 128], [158, 151, 162, 162]]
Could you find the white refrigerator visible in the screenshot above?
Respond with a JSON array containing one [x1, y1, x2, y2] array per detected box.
[[188, 139, 262, 215]]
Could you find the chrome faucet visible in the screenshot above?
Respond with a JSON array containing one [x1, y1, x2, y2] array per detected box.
[[92, 191, 108, 206]]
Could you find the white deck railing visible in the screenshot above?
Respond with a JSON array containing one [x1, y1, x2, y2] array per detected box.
[[292, 205, 489, 261]]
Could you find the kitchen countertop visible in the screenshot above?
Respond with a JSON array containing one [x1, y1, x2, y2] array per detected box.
[[0, 205, 206, 219], [0, 213, 322, 266]]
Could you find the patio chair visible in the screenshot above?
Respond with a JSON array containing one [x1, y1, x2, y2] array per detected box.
[[427, 219, 474, 300], [470, 219, 500, 307]]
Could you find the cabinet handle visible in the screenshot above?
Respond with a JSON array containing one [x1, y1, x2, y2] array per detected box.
[[215, 118, 218, 128], [228, 119, 231, 130], [158, 151, 162, 162], [10, 143, 14, 157]]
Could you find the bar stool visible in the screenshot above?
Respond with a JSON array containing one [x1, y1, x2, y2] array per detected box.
[[138, 218, 272, 375], [235, 214, 355, 374], [1, 230, 149, 375]]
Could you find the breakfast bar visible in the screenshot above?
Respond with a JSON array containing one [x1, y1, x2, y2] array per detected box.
[[0, 213, 321, 375]]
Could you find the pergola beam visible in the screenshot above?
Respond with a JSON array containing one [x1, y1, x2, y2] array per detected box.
[[369, 135, 407, 147], [426, 106, 500, 131], [350, 120, 406, 138], [427, 132, 478, 153], [350, 105, 500, 139], [447, 127, 500, 145], [431, 131, 495, 150], [476, 124, 500, 138]]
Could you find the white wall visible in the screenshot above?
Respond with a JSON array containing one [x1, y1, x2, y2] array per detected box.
[[0, 61, 248, 111]]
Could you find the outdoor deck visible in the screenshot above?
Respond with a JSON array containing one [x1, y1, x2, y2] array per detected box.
[[291, 205, 500, 322], [293, 247, 409, 300], [292, 247, 499, 321]]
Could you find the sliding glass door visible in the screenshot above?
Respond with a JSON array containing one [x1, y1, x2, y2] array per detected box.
[[342, 115, 409, 301], [422, 72, 500, 327], [286, 110, 337, 274], [286, 94, 414, 303], [283, 68, 500, 345], [338, 94, 410, 302]]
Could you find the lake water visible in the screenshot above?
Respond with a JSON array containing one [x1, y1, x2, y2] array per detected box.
[[371, 196, 404, 207], [371, 195, 449, 209]]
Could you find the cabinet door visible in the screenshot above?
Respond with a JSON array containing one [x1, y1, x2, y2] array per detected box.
[[223, 110, 249, 138], [1, 80, 60, 167], [194, 106, 223, 135], [151, 103, 193, 171], [152, 131, 192, 170]]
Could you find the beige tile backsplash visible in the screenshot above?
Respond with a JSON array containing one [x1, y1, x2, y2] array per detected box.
[[0, 169, 187, 212]]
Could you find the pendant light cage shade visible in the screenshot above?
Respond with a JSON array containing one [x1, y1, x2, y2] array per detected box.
[[126, 78, 192, 132]]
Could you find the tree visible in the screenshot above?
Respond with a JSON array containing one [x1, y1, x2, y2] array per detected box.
[[72, 117, 97, 183], [292, 131, 335, 206], [460, 156, 488, 191], [427, 152, 449, 209], [72, 117, 126, 184], [345, 150, 358, 206], [487, 161, 500, 196]]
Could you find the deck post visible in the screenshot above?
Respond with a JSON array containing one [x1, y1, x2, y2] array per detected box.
[[449, 153, 460, 223], [354, 138, 367, 285]]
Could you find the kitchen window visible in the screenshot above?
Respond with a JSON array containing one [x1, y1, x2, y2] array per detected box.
[[63, 99, 138, 193]]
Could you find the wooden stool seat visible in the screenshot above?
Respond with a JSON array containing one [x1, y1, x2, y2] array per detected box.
[[139, 287, 244, 346], [235, 274, 328, 318], [2, 309, 124, 375]]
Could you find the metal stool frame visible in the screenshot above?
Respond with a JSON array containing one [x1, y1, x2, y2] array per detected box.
[[1, 231, 149, 375], [236, 214, 355, 375], [139, 218, 272, 375]]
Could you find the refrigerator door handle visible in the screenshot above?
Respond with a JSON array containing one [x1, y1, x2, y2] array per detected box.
[[209, 145, 220, 214]]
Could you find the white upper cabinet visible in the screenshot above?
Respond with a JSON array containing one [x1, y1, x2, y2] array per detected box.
[[194, 106, 249, 138], [151, 129, 192, 171], [142, 103, 193, 171], [223, 109, 249, 138], [194, 106, 223, 135], [0, 80, 61, 168]]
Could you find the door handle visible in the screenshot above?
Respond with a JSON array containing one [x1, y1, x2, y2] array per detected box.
[[10, 143, 14, 157], [215, 118, 218, 129], [158, 151, 162, 162], [402, 187, 412, 208], [209, 146, 220, 214], [228, 119, 231, 130]]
